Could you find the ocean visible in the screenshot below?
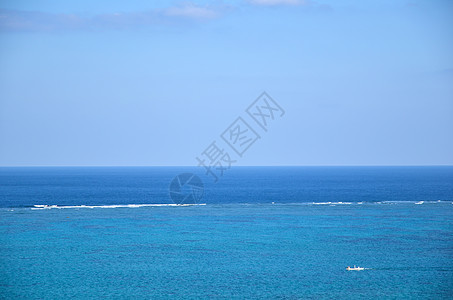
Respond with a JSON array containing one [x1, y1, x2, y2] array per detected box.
[[1, 167, 452, 299]]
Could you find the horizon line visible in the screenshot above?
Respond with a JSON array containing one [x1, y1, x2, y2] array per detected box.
[[1, 165, 452, 168]]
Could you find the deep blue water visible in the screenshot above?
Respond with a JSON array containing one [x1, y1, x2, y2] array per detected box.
[[1, 166, 452, 207], [1, 167, 452, 299]]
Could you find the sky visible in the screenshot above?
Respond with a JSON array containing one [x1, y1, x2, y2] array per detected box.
[[0, 0, 452, 166]]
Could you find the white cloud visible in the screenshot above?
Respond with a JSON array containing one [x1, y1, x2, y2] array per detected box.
[[165, 4, 218, 19], [0, 3, 223, 32], [248, 0, 307, 6]]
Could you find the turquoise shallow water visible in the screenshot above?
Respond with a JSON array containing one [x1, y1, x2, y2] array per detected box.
[[1, 203, 452, 299]]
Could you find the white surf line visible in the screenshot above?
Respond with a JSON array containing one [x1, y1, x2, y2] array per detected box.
[[31, 204, 206, 210]]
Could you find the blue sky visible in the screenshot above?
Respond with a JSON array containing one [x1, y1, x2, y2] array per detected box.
[[0, 0, 452, 166]]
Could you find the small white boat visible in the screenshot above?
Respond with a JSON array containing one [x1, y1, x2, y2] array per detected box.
[[346, 265, 364, 271]]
